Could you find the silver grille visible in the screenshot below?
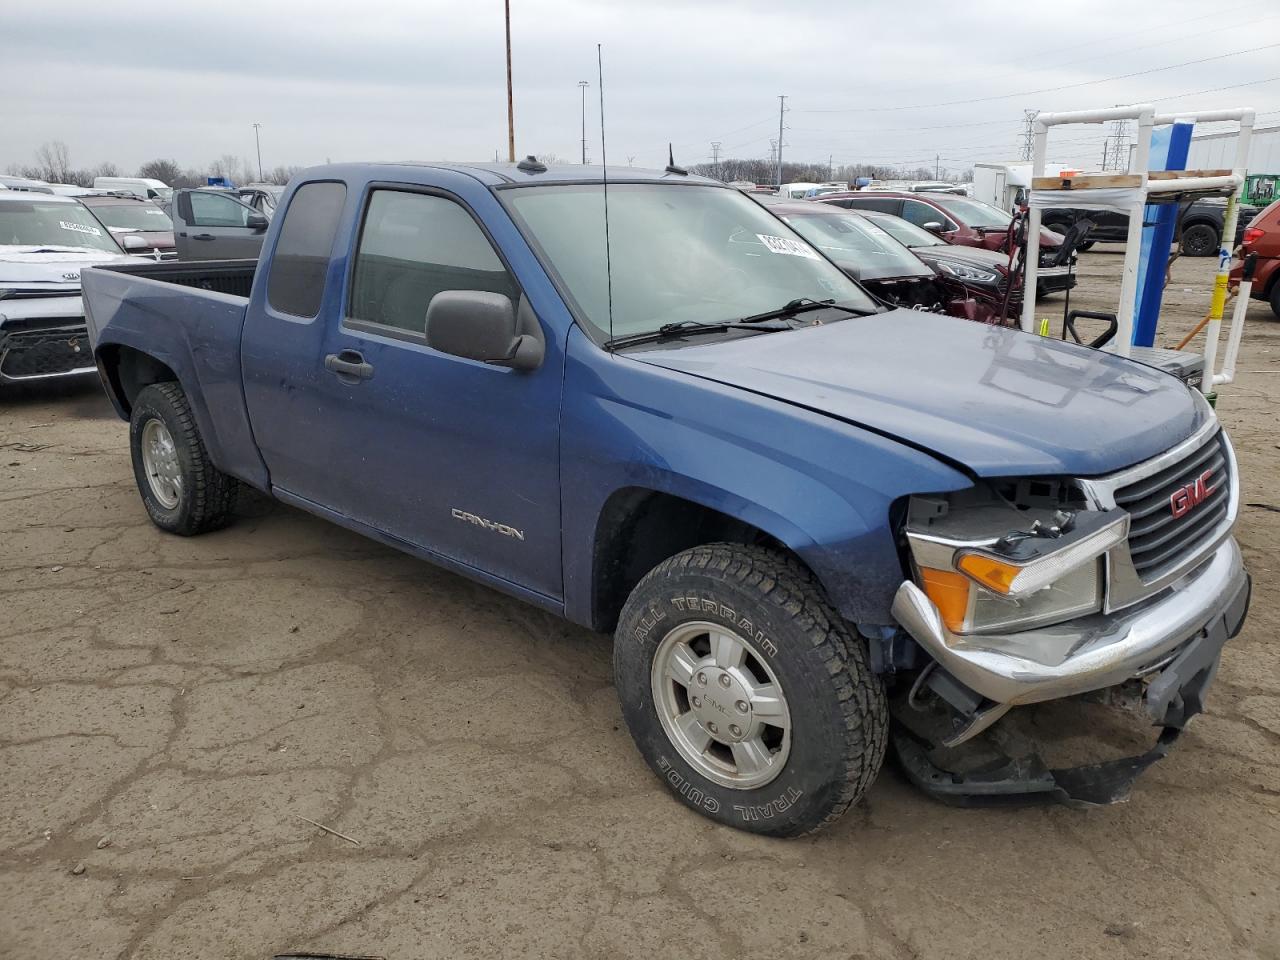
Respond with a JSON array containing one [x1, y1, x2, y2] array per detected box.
[[1112, 429, 1230, 579]]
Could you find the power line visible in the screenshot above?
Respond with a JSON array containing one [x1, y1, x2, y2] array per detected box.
[[796, 41, 1280, 113]]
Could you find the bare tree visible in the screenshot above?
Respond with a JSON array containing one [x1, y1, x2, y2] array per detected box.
[[266, 164, 303, 185], [33, 141, 72, 182], [138, 158, 182, 184], [92, 161, 121, 179]]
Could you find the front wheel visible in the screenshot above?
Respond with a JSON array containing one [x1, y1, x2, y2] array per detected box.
[[614, 543, 888, 836]]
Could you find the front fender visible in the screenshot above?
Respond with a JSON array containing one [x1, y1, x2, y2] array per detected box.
[[560, 327, 972, 627]]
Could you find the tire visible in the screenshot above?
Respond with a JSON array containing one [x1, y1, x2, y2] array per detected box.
[[1270, 280, 1280, 320], [614, 543, 888, 836], [129, 382, 238, 535], [1181, 223, 1219, 258], [1077, 240, 1095, 251]]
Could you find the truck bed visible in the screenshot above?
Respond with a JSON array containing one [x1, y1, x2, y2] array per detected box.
[[82, 256, 268, 491], [91, 258, 258, 299]]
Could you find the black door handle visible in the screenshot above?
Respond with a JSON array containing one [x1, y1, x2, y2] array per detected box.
[[324, 350, 374, 382], [192, 233, 216, 241]]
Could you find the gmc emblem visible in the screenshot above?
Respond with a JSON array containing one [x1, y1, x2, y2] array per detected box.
[[1170, 469, 1216, 520]]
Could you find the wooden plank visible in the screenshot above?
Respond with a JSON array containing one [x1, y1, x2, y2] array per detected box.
[[1148, 168, 1232, 180], [1031, 174, 1142, 190]]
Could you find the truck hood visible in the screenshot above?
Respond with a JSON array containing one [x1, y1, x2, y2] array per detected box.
[[0, 246, 129, 292], [634, 309, 1208, 478]]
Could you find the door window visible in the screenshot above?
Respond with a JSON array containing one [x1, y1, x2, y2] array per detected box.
[[902, 200, 955, 231], [187, 191, 254, 227], [267, 181, 347, 318], [349, 190, 519, 334]]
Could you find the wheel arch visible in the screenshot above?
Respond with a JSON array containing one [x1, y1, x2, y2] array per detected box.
[[96, 343, 179, 418], [587, 485, 829, 634]]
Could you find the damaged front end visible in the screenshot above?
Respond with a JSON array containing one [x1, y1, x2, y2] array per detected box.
[[883, 418, 1250, 807]]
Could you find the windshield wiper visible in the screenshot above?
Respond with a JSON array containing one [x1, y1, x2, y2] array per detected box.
[[735, 297, 872, 325], [606, 318, 795, 350]]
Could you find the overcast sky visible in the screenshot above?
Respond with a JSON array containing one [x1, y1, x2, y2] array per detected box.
[[3, 0, 1278, 178]]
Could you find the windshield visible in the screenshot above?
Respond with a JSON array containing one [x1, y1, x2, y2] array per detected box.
[[505, 183, 875, 341], [930, 195, 1011, 228], [86, 202, 173, 232], [783, 212, 931, 280], [0, 200, 122, 253], [861, 212, 947, 247]]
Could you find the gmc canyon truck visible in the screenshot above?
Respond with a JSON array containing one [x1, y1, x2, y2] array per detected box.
[[82, 161, 1251, 836]]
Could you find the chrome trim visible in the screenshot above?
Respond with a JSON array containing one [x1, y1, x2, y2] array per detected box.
[[892, 537, 1245, 706]]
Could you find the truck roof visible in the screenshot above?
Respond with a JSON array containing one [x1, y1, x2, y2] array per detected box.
[[304, 161, 723, 188]]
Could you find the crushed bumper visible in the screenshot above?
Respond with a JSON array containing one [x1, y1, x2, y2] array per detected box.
[[891, 556, 1250, 807], [891, 537, 1247, 707]]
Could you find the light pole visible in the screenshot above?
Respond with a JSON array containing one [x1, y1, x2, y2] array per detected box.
[[252, 123, 263, 181], [578, 81, 589, 164], [504, 0, 515, 162]]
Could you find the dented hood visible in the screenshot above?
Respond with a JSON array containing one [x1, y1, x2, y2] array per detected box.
[[635, 309, 1208, 478]]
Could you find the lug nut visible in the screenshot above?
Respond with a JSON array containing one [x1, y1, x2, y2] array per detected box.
[[729, 724, 742, 738], [691, 696, 702, 708], [696, 672, 707, 686], [718, 675, 732, 689], [735, 700, 748, 713], [707, 722, 718, 734]]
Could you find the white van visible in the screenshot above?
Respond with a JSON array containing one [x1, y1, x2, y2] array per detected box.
[[92, 177, 173, 202]]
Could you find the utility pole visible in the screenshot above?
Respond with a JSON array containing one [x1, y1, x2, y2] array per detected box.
[[1019, 109, 1038, 162], [252, 123, 263, 181], [711, 141, 722, 180], [774, 95, 787, 189], [935, 154, 940, 180], [504, 0, 515, 162], [578, 81, 589, 164], [828, 154, 833, 181], [1103, 118, 1131, 171]]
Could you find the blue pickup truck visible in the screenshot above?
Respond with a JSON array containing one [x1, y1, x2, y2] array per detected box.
[[82, 161, 1250, 836]]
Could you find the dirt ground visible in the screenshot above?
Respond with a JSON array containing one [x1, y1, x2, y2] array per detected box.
[[2, 249, 1278, 960]]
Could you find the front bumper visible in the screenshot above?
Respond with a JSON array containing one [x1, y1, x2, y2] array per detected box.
[[1036, 264, 1076, 294], [891, 537, 1248, 708]]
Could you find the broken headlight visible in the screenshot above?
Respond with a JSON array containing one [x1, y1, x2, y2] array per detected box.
[[905, 480, 1128, 635]]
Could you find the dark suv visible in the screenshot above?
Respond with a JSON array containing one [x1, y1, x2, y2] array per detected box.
[[1041, 197, 1260, 258], [819, 191, 1075, 293]]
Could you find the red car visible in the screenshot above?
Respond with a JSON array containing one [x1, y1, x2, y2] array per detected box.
[[818, 191, 1075, 294], [1230, 197, 1280, 318]]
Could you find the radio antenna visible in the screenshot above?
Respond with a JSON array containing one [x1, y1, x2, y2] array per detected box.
[[598, 43, 615, 345]]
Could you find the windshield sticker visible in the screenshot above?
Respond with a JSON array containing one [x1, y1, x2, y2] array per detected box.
[[59, 220, 103, 237], [756, 234, 821, 260]]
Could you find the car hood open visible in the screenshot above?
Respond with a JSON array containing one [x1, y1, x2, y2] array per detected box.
[[634, 309, 1209, 478]]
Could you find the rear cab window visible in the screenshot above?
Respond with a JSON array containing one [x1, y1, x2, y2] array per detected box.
[[266, 181, 348, 318]]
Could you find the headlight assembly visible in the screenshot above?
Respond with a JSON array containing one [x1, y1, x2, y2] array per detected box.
[[935, 260, 1001, 284], [904, 483, 1128, 635]]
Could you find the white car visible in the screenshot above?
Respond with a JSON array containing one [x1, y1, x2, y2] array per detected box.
[[92, 177, 173, 202], [0, 193, 134, 384]]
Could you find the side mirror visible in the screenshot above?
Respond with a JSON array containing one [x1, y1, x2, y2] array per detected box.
[[922, 221, 945, 233], [425, 290, 544, 371], [247, 213, 269, 232], [120, 234, 149, 252]]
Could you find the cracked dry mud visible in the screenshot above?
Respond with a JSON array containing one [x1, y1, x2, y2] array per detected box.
[[2, 250, 1278, 960]]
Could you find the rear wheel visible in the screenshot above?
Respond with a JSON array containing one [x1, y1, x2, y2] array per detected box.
[[129, 382, 238, 535], [1271, 280, 1280, 320], [1181, 223, 1219, 258], [613, 543, 888, 836]]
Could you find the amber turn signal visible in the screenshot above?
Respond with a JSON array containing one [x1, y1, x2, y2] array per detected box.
[[919, 567, 972, 633], [955, 553, 1021, 595]]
